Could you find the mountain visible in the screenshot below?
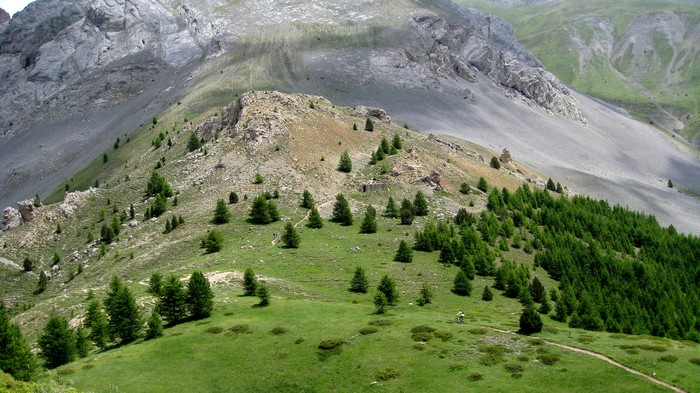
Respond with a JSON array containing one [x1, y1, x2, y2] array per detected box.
[[0, 0, 699, 234], [0, 8, 10, 23], [459, 0, 700, 146]]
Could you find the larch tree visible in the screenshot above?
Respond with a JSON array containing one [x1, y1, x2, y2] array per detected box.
[[157, 275, 188, 325], [38, 315, 76, 369], [187, 271, 214, 320], [0, 303, 36, 381]]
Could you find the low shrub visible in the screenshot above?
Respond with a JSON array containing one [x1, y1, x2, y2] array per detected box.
[[359, 326, 379, 335], [468, 372, 483, 381], [410, 325, 436, 333], [468, 328, 487, 335], [204, 326, 224, 334], [82, 364, 95, 370], [659, 355, 678, 363], [479, 344, 511, 356], [229, 324, 252, 334], [517, 355, 530, 362], [511, 373, 523, 379], [504, 363, 524, 373], [537, 353, 561, 365], [638, 344, 667, 352], [271, 327, 287, 335], [57, 368, 75, 376], [375, 368, 401, 381], [318, 338, 346, 350], [412, 332, 432, 342], [689, 358, 700, 366], [413, 343, 426, 351], [369, 319, 393, 327], [295, 338, 305, 344], [433, 330, 453, 342], [577, 335, 595, 344], [448, 364, 465, 371], [479, 354, 503, 366], [527, 338, 544, 346]]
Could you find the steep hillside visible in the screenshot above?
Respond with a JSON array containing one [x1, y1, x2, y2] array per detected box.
[[461, 0, 700, 145], [1, 0, 699, 235], [1, 91, 698, 392]]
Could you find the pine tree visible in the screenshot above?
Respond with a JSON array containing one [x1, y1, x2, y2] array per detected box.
[[338, 150, 352, 173], [145, 311, 163, 340], [400, 198, 415, 225], [100, 223, 115, 244], [84, 299, 109, 349], [0, 304, 35, 381], [243, 268, 258, 296], [490, 156, 501, 169], [75, 327, 90, 358], [439, 244, 455, 264], [187, 271, 214, 320], [171, 215, 179, 230], [452, 270, 472, 296], [281, 222, 301, 248], [22, 257, 33, 272], [546, 178, 556, 191], [249, 194, 279, 224], [384, 196, 399, 218], [331, 194, 353, 225], [129, 203, 135, 219], [307, 205, 324, 229], [104, 276, 141, 343], [146, 273, 163, 296], [38, 315, 76, 368], [416, 283, 432, 306], [373, 291, 388, 314], [375, 146, 385, 161], [157, 275, 188, 325], [151, 194, 167, 217], [539, 296, 552, 315], [300, 189, 314, 209], [482, 285, 493, 301], [111, 216, 121, 236], [201, 230, 224, 253], [519, 306, 543, 334], [392, 133, 402, 150], [377, 275, 398, 306], [254, 172, 264, 184], [394, 240, 413, 263], [187, 132, 202, 151], [145, 171, 173, 198], [37, 271, 48, 293], [348, 266, 369, 293], [369, 151, 378, 165], [380, 137, 391, 154], [459, 182, 471, 194], [529, 277, 546, 303], [461, 258, 476, 280], [477, 176, 489, 192], [359, 206, 377, 234], [256, 283, 270, 307], [364, 118, 374, 131], [212, 198, 232, 224], [553, 299, 568, 322], [229, 191, 239, 204], [52, 252, 61, 265]]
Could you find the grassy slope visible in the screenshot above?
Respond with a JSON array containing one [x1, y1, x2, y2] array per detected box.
[[1, 93, 699, 392], [459, 0, 700, 142]]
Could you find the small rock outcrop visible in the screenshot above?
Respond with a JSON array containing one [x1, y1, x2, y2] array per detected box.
[[500, 148, 512, 163], [349, 106, 391, 123], [2, 207, 22, 230], [16, 199, 37, 222]]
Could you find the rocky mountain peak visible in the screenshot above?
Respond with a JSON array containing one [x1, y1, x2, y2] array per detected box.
[[0, 7, 9, 24]]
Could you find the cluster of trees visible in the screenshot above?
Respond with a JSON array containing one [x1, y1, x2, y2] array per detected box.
[[242, 268, 270, 306], [482, 184, 700, 340], [144, 171, 174, 219], [368, 134, 403, 164], [0, 304, 35, 381], [147, 271, 214, 326], [249, 194, 281, 224]]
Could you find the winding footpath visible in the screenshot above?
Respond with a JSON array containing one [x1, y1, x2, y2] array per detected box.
[[488, 327, 686, 393]]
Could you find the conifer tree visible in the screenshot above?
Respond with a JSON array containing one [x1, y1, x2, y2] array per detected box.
[[553, 299, 568, 322], [229, 191, 239, 204], [348, 266, 369, 293], [101, 224, 115, 244], [145, 171, 173, 198], [416, 283, 432, 306], [84, 299, 109, 349], [22, 257, 33, 272], [331, 194, 353, 226], [75, 327, 90, 358], [439, 244, 455, 264], [38, 315, 76, 368], [519, 306, 543, 334], [212, 198, 232, 224], [373, 291, 388, 314], [249, 194, 279, 224], [546, 178, 556, 191], [477, 176, 489, 192], [256, 283, 270, 307], [338, 150, 352, 173], [529, 277, 546, 303], [187, 132, 202, 151], [37, 271, 48, 293], [307, 205, 324, 229], [145, 311, 163, 340], [377, 275, 398, 306], [0, 303, 35, 381], [459, 182, 471, 194], [452, 270, 472, 296], [146, 273, 163, 296], [243, 268, 258, 296], [359, 206, 377, 234], [187, 271, 214, 320], [394, 240, 413, 263], [364, 118, 374, 131], [539, 296, 552, 315], [461, 258, 476, 280], [392, 133, 402, 150], [380, 137, 391, 154], [375, 146, 385, 161], [201, 230, 224, 253], [482, 285, 493, 301], [104, 276, 141, 343], [300, 189, 314, 209], [490, 156, 501, 169], [157, 275, 188, 325], [151, 194, 167, 217], [384, 196, 399, 218], [369, 151, 378, 165], [281, 222, 301, 248]]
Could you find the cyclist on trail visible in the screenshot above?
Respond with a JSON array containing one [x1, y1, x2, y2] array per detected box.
[[457, 309, 465, 323]]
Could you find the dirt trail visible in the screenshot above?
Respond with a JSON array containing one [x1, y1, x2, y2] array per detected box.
[[270, 206, 314, 246], [488, 327, 686, 393]]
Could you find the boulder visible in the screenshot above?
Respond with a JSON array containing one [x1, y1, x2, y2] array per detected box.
[[17, 199, 37, 222], [2, 207, 22, 230], [500, 148, 512, 163]]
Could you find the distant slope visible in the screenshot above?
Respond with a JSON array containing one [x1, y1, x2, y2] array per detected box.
[[460, 0, 700, 146]]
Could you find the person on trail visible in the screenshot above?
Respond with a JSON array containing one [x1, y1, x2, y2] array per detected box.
[[457, 309, 465, 323]]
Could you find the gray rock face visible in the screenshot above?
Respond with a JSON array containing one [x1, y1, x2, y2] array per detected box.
[[0, 8, 10, 24], [2, 207, 22, 230]]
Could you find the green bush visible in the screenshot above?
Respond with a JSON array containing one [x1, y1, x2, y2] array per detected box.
[[659, 355, 678, 363], [577, 335, 595, 344], [412, 332, 432, 342], [359, 326, 379, 335], [468, 372, 483, 381], [689, 358, 700, 366], [369, 319, 393, 327], [479, 354, 503, 366], [229, 324, 252, 334], [204, 327, 224, 334], [433, 330, 453, 342], [504, 363, 524, 373], [318, 338, 346, 350], [637, 344, 667, 352], [537, 353, 561, 365], [469, 328, 487, 335], [271, 327, 287, 335], [410, 325, 436, 333], [448, 364, 465, 371], [375, 367, 400, 381]]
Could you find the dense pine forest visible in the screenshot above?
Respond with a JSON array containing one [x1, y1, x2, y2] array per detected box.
[[414, 184, 700, 341]]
